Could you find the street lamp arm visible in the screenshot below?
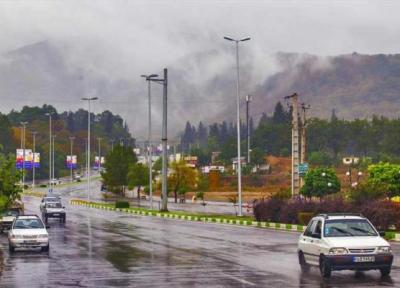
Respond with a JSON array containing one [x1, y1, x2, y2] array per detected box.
[[224, 36, 235, 41]]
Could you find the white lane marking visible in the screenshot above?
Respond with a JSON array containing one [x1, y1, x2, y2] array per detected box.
[[221, 273, 256, 286]]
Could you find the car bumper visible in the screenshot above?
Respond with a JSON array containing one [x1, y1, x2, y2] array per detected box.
[[326, 254, 393, 271], [9, 238, 49, 248], [45, 212, 65, 218]]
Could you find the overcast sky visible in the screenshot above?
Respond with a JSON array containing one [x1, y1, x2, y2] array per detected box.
[[1, 0, 400, 139]]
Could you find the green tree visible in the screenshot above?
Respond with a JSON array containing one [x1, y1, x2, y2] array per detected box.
[[251, 147, 266, 166], [300, 168, 341, 199], [101, 145, 137, 193], [127, 163, 149, 200], [168, 160, 198, 203], [0, 154, 22, 213], [367, 162, 400, 198]]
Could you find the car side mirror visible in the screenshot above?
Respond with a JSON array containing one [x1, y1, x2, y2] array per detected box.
[[46, 225, 50, 229], [311, 232, 321, 239], [379, 231, 386, 237]]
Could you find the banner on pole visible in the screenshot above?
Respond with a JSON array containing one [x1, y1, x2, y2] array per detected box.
[[16, 149, 33, 169], [66, 155, 77, 169], [33, 153, 40, 168]]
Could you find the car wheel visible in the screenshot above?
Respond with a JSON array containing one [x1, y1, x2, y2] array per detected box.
[[380, 267, 391, 277], [63, 215, 66, 223], [298, 251, 310, 272], [41, 244, 49, 253], [319, 256, 331, 278], [9, 245, 15, 253]]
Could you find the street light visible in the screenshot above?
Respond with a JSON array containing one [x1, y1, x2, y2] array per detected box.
[[69, 136, 75, 184], [82, 97, 98, 202], [97, 137, 102, 172], [141, 73, 159, 210], [52, 135, 56, 184], [224, 35, 251, 216], [20, 122, 28, 193], [32, 131, 37, 192], [45, 112, 54, 192]]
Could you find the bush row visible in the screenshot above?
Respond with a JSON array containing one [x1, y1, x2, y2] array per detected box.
[[253, 198, 400, 230]]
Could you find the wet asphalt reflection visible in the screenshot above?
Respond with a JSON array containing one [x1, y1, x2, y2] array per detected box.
[[0, 196, 399, 287]]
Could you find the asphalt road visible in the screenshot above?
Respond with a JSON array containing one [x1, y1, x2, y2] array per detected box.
[[0, 196, 399, 287]]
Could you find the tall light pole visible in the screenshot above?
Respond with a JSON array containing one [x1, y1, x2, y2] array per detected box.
[[141, 73, 158, 210], [69, 136, 75, 183], [224, 36, 250, 216], [97, 137, 102, 171], [52, 135, 56, 183], [246, 95, 252, 164], [144, 70, 168, 211], [20, 122, 28, 193], [81, 97, 98, 202], [45, 112, 54, 192], [32, 131, 37, 192]]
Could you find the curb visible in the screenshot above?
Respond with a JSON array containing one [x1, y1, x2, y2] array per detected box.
[[69, 199, 308, 233], [69, 199, 400, 240]]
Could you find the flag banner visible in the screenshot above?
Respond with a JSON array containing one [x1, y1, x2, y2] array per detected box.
[[16, 149, 33, 169], [33, 153, 40, 168], [66, 155, 77, 169]]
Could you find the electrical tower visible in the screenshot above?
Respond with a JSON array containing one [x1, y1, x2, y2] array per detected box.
[[284, 93, 300, 196], [300, 103, 310, 188]]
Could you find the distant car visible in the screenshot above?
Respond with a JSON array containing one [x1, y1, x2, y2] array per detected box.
[[0, 208, 22, 233], [298, 214, 393, 278], [42, 201, 66, 223], [40, 196, 61, 212], [49, 178, 61, 185], [8, 215, 49, 253], [74, 174, 81, 182]]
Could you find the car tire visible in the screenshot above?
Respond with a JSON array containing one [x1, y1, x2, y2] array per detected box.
[[63, 215, 66, 223], [298, 251, 310, 272], [380, 267, 391, 277], [9, 245, 15, 253], [319, 256, 331, 278], [41, 244, 49, 253], [45, 215, 48, 224]]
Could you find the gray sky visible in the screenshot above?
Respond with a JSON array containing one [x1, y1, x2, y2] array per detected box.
[[1, 0, 400, 139]]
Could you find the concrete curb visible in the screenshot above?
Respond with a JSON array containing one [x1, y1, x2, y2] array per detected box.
[[69, 199, 400, 240]]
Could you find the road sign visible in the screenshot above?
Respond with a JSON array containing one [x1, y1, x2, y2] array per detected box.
[[299, 163, 309, 177]]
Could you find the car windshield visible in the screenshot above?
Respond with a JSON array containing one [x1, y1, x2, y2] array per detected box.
[[324, 219, 378, 237], [1, 210, 19, 217], [46, 202, 62, 208], [13, 218, 44, 229], [44, 197, 58, 202]]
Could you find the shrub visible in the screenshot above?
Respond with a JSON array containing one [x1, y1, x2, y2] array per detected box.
[[195, 191, 204, 200], [39, 184, 47, 188], [348, 182, 388, 204], [298, 212, 314, 226], [271, 188, 291, 200], [115, 201, 130, 209]]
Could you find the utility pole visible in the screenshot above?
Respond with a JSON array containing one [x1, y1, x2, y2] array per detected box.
[[246, 95, 252, 164], [52, 135, 56, 183], [69, 136, 75, 183], [32, 131, 37, 192], [45, 112, 54, 192], [284, 93, 300, 197], [300, 103, 310, 189], [20, 122, 28, 193], [97, 137, 102, 171]]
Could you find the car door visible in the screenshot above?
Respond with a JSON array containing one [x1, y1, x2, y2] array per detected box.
[[299, 219, 317, 264], [307, 220, 323, 265]]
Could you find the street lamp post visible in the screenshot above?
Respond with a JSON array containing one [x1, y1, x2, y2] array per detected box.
[[246, 95, 252, 164], [224, 36, 251, 217], [45, 112, 54, 192], [97, 137, 102, 171], [52, 135, 56, 184], [32, 131, 37, 192], [81, 97, 98, 202], [143, 70, 168, 211], [69, 137, 75, 183], [141, 74, 159, 210], [20, 122, 28, 193]]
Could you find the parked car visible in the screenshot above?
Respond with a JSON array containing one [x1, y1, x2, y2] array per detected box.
[[42, 201, 66, 223], [0, 201, 24, 233], [298, 213, 393, 278], [8, 215, 49, 253]]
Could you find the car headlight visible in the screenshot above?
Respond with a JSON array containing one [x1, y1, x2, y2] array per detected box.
[[10, 234, 23, 239], [329, 247, 348, 255], [38, 234, 48, 238], [377, 246, 392, 253]]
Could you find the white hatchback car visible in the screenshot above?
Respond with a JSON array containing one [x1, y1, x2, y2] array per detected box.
[[298, 214, 393, 278], [8, 215, 49, 253]]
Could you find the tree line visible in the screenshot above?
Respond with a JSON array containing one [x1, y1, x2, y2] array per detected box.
[[180, 101, 400, 166]]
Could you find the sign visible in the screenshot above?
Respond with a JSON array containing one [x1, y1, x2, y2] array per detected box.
[[94, 156, 105, 169], [33, 153, 40, 168], [16, 149, 33, 169], [299, 163, 309, 177], [66, 155, 77, 169]]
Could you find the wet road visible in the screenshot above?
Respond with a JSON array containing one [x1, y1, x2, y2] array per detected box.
[[0, 196, 399, 287]]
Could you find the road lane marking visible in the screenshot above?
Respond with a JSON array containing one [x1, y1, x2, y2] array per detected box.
[[221, 273, 256, 286]]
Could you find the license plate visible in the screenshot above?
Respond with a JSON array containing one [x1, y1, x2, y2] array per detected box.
[[53, 213, 59, 216], [24, 240, 37, 244], [353, 256, 375, 263]]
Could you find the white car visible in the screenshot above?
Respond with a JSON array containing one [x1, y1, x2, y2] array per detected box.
[[298, 214, 393, 278], [8, 215, 49, 253]]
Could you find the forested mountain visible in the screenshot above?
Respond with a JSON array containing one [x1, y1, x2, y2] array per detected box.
[[0, 105, 134, 180]]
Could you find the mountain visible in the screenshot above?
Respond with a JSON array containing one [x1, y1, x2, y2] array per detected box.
[[251, 52, 400, 120]]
